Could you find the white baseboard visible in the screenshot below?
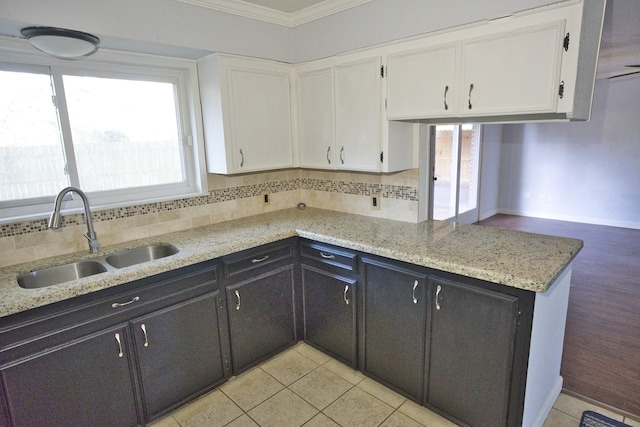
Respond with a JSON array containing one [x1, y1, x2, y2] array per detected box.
[[528, 376, 563, 427], [497, 209, 640, 230]]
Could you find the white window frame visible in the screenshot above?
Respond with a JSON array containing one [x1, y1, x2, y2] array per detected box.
[[0, 42, 208, 223]]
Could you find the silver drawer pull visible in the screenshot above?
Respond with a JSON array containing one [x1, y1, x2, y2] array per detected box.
[[141, 324, 149, 347], [235, 290, 241, 310], [412, 280, 418, 304], [111, 296, 139, 308], [251, 255, 269, 263], [320, 252, 335, 260], [115, 333, 124, 358], [435, 284, 442, 310], [343, 285, 350, 305]]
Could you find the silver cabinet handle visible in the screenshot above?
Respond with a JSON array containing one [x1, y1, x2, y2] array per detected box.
[[115, 333, 124, 358], [444, 85, 449, 110], [326, 146, 331, 164], [340, 146, 345, 164], [111, 296, 139, 308], [343, 284, 350, 305], [468, 83, 474, 110], [239, 148, 244, 167], [412, 280, 418, 304], [320, 252, 335, 260], [235, 290, 241, 311], [435, 284, 442, 310], [141, 324, 149, 347], [251, 255, 269, 263]]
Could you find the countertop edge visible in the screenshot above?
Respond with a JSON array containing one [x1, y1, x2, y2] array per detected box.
[[0, 208, 583, 318]]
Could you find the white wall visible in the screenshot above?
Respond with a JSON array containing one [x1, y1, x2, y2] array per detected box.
[[498, 76, 640, 229], [479, 124, 503, 220], [291, 0, 563, 62], [2, 0, 564, 63]]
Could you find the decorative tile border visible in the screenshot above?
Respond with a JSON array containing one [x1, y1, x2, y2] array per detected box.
[[300, 178, 418, 201], [1, 178, 417, 238]]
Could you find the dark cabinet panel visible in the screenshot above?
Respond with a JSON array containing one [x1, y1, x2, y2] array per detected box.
[[362, 259, 427, 401], [132, 292, 226, 420], [427, 278, 519, 427], [1, 325, 140, 427], [301, 265, 357, 366], [226, 265, 296, 373]]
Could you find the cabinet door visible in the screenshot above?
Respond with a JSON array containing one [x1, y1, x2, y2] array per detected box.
[[297, 67, 335, 169], [1, 325, 140, 427], [226, 266, 296, 373], [335, 57, 381, 172], [302, 265, 357, 366], [386, 45, 458, 119], [460, 21, 564, 116], [132, 292, 226, 420], [363, 259, 427, 401], [227, 62, 294, 172], [428, 278, 519, 427]]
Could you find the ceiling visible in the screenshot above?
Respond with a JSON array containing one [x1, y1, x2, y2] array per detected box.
[[240, 0, 333, 13], [596, 0, 640, 79], [175, 0, 374, 26]]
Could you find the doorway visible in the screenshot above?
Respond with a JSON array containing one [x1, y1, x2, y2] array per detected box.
[[429, 124, 482, 223]]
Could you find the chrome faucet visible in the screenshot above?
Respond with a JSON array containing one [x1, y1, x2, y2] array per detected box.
[[49, 187, 100, 254]]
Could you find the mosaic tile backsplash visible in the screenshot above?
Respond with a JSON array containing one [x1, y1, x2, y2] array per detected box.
[[0, 169, 419, 267]]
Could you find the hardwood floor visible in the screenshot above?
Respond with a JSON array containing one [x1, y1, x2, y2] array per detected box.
[[477, 214, 640, 417]]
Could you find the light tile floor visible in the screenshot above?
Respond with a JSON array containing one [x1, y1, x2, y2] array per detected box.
[[152, 342, 640, 427]]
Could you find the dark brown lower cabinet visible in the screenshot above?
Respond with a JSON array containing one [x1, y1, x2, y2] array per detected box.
[[0, 260, 225, 427], [226, 265, 296, 373], [132, 292, 226, 421], [1, 325, 140, 427], [427, 277, 520, 427], [301, 265, 357, 367], [362, 258, 428, 402]]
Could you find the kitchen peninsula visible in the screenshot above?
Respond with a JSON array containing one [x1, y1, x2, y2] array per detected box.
[[0, 208, 582, 427]]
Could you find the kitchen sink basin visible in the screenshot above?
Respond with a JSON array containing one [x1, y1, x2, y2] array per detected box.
[[16, 244, 179, 289], [105, 244, 179, 269], [17, 260, 108, 289]]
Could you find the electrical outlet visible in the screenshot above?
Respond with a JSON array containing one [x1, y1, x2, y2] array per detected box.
[[262, 192, 270, 206], [371, 194, 381, 210]]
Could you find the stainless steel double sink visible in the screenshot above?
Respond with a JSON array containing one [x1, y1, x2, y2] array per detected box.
[[17, 244, 179, 289]]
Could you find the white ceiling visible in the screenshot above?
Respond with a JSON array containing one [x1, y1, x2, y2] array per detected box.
[[240, 0, 332, 13], [175, 0, 374, 26]]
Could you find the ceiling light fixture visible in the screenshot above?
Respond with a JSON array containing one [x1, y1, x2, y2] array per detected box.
[[21, 26, 100, 59]]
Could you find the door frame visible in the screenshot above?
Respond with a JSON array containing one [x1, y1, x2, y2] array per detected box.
[[418, 124, 482, 224]]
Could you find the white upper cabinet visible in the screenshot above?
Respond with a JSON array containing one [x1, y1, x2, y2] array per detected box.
[[296, 56, 414, 172], [198, 54, 294, 174], [197, 0, 604, 174], [383, 0, 604, 123], [386, 44, 459, 120], [459, 21, 565, 117], [297, 67, 335, 169], [335, 57, 383, 172]]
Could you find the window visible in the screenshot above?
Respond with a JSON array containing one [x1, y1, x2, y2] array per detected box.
[[0, 51, 206, 222]]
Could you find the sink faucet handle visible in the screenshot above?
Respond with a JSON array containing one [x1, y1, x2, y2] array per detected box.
[[85, 233, 100, 253]]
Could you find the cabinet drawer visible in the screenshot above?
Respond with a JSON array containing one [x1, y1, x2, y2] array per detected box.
[[223, 242, 293, 277], [300, 240, 357, 273]]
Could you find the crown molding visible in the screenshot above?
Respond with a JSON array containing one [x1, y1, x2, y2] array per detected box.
[[175, 0, 373, 27]]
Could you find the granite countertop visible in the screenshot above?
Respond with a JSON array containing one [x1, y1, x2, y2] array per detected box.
[[0, 208, 584, 318]]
